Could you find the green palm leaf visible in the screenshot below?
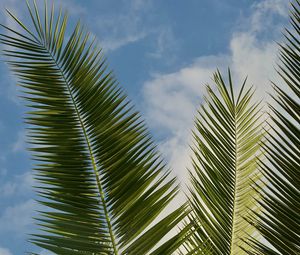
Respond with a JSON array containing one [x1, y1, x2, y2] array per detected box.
[[0, 1, 187, 254], [247, 1, 300, 254], [184, 70, 264, 254]]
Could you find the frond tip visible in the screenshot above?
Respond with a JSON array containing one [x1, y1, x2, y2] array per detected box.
[[185, 70, 264, 255]]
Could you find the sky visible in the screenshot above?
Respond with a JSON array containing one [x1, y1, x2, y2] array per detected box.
[[0, 0, 290, 254]]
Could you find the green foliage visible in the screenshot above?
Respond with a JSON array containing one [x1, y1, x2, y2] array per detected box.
[[0, 1, 299, 255], [247, 1, 300, 254], [183, 71, 264, 255], [0, 1, 187, 254]]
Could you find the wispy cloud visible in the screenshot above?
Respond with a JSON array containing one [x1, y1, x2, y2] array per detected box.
[[58, 0, 87, 16], [0, 171, 33, 197], [251, 0, 288, 29], [100, 30, 147, 52], [11, 130, 27, 153], [147, 26, 179, 62], [128, 0, 152, 11], [0, 199, 36, 235], [91, 0, 154, 51], [142, 0, 289, 186]]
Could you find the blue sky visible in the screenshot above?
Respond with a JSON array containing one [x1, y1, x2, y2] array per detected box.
[[0, 0, 289, 254]]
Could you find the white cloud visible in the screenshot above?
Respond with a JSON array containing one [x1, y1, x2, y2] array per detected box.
[[143, 55, 230, 185], [144, 55, 229, 132], [0, 247, 12, 255], [142, 0, 289, 186], [230, 32, 279, 99]]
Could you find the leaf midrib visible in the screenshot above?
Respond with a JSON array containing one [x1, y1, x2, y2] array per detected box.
[[45, 45, 119, 255], [229, 104, 238, 255]]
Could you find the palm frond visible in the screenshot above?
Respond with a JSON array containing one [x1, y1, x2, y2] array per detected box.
[[184, 70, 264, 255], [0, 1, 187, 254], [248, 1, 300, 254]]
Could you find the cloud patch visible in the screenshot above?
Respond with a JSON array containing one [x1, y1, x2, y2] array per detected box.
[[142, 0, 289, 186]]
